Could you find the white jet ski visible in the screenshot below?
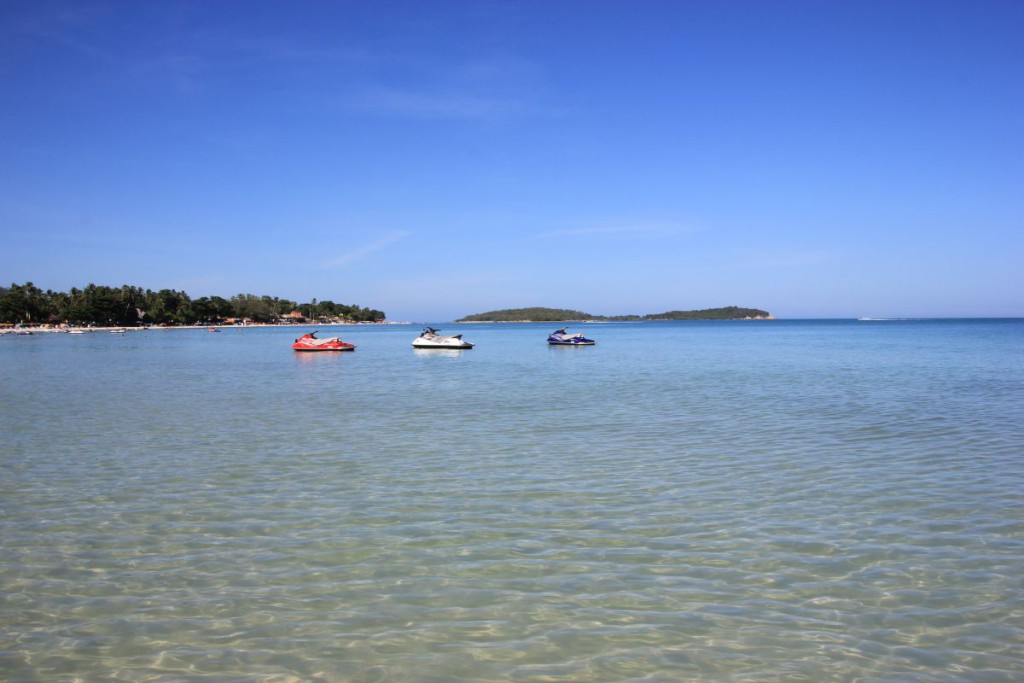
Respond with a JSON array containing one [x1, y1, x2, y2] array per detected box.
[[412, 327, 474, 349]]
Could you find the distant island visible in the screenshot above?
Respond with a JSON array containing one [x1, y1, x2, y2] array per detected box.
[[457, 306, 773, 322]]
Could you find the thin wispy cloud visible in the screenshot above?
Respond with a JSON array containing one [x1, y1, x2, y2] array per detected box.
[[8, 4, 110, 56], [737, 249, 835, 269], [328, 231, 410, 268], [128, 32, 368, 94], [11, 4, 547, 120], [349, 86, 533, 120], [347, 54, 551, 121], [538, 221, 702, 240]]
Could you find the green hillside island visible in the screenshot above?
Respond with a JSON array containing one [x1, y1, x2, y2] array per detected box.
[[457, 306, 773, 322]]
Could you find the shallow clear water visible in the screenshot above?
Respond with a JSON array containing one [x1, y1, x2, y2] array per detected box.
[[2, 319, 1022, 682]]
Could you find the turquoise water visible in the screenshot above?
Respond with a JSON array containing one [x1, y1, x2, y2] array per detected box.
[[2, 319, 1022, 682]]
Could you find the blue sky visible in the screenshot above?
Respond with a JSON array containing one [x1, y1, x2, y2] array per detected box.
[[2, 0, 1021, 321]]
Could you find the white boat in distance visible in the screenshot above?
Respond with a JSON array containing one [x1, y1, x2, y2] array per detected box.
[[412, 327, 474, 349]]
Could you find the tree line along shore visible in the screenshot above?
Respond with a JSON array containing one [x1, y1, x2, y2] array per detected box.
[[2, 282, 771, 328], [0, 282, 385, 327]]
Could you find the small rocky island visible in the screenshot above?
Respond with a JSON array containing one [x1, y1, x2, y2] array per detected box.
[[457, 306, 773, 322]]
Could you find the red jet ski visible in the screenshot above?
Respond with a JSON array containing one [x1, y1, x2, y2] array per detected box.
[[291, 331, 356, 352]]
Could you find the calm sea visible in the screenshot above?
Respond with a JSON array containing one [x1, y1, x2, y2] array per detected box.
[[2, 319, 1022, 682]]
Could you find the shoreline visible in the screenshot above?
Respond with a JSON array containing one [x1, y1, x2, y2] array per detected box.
[[0, 321, 408, 335]]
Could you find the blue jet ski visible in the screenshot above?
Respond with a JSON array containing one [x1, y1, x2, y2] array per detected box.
[[547, 328, 596, 346]]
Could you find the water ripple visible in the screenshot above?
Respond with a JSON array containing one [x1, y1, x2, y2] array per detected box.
[[2, 321, 1023, 681]]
